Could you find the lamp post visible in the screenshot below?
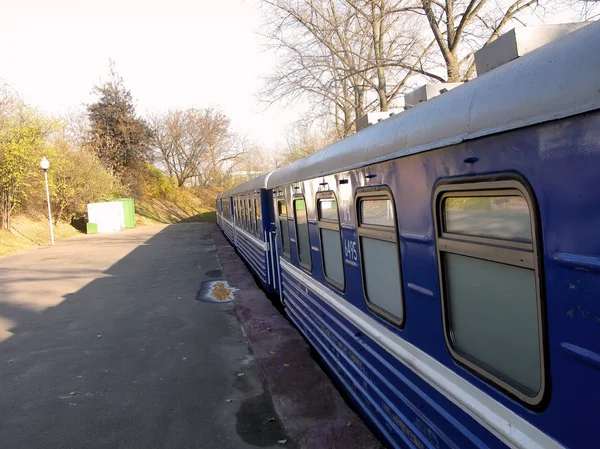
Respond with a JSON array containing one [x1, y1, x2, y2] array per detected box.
[[40, 156, 54, 246]]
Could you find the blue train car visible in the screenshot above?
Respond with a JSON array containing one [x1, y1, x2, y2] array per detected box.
[[218, 23, 600, 449], [217, 172, 279, 294]]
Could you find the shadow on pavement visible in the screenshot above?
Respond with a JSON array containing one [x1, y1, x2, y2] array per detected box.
[[0, 223, 292, 449]]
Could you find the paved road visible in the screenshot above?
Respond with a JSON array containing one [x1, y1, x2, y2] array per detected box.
[[0, 224, 291, 449]]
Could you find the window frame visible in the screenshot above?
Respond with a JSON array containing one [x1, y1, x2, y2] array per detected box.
[[293, 195, 312, 272], [355, 186, 405, 328], [433, 178, 547, 408], [245, 198, 250, 231], [248, 196, 255, 234], [238, 198, 242, 225], [316, 191, 345, 291], [277, 199, 291, 260], [255, 197, 262, 236]]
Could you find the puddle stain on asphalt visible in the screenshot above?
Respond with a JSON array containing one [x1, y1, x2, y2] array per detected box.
[[205, 269, 223, 278], [196, 280, 238, 303], [235, 391, 294, 448]]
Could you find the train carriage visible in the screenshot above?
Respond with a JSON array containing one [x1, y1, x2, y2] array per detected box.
[[217, 22, 600, 449], [218, 172, 279, 293]]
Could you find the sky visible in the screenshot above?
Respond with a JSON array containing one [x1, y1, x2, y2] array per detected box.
[[0, 0, 305, 150], [0, 1, 592, 152]]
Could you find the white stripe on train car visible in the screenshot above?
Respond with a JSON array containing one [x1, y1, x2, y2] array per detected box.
[[235, 226, 269, 251], [280, 259, 563, 449]]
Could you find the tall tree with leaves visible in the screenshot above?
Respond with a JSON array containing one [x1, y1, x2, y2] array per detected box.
[[0, 86, 53, 230], [87, 63, 153, 176]]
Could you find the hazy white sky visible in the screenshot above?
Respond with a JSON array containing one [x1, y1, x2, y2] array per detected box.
[[0, 1, 590, 151], [0, 0, 305, 149]]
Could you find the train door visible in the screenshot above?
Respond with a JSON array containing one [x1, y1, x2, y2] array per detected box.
[[260, 189, 279, 294]]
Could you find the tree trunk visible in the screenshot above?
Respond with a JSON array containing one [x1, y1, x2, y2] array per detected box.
[[445, 53, 461, 82], [55, 205, 65, 226], [372, 1, 388, 111], [1, 190, 9, 231]]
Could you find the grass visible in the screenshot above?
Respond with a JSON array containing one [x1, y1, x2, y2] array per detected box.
[[0, 190, 218, 257], [0, 215, 82, 257], [135, 190, 217, 225]]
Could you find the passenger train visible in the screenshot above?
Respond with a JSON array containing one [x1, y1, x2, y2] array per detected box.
[[216, 22, 600, 449]]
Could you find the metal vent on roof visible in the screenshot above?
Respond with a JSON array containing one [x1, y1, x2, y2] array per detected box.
[[404, 83, 463, 108], [356, 101, 405, 132], [474, 22, 591, 76]]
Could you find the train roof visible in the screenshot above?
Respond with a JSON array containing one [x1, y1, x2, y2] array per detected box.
[[221, 170, 275, 197], [267, 21, 600, 190]]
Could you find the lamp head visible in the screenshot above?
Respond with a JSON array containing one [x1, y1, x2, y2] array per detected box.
[[40, 156, 50, 171]]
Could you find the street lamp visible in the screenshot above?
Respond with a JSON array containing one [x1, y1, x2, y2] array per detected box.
[[40, 156, 54, 246]]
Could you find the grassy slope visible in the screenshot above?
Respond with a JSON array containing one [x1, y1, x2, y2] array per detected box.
[[135, 197, 216, 225], [0, 191, 218, 257], [0, 215, 81, 256]]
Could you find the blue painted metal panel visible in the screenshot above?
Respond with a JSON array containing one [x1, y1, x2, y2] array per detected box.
[[272, 111, 600, 448], [221, 218, 235, 244], [235, 231, 268, 285], [281, 265, 493, 449], [220, 104, 600, 447]]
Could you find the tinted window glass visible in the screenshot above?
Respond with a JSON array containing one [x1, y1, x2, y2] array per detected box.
[[361, 237, 403, 319], [444, 253, 541, 393], [321, 228, 344, 286], [295, 199, 311, 269], [361, 199, 394, 227], [280, 218, 290, 255], [255, 198, 262, 233], [247, 200, 251, 230], [279, 201, 287, 216], [319, 200, 338, 221], [444, 196, 532, 242]]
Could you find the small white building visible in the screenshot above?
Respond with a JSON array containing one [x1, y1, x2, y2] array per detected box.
[[87, 201, 125, 233]]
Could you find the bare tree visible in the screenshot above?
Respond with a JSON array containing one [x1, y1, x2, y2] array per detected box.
[[563, 0, 600, 20], [280, 120, 338, 165], [150, 108, 245, 188], [260, 0, 436, 137], [418, 0, 548, 81]]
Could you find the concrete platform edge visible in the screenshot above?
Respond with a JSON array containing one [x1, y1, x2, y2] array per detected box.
[[213, 230, 383, 449]]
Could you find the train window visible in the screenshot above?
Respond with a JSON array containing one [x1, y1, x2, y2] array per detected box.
[[239, 199, 243, 227], [241, 199, 245, 230], [255, 198, 262, 236], [317, 194, 344, 290], [361, 199, 395, 227], [249, 198, 255, 233], [435, 181, 545, 405], [294, 198, 312, 271], [444, 196, 532, 242], [278, 200, 291, 258], [244, 199, 249, 230], [356, 189, 404, 325]]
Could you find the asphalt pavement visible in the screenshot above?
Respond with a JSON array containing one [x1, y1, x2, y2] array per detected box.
[[0, 224, 292, 449]]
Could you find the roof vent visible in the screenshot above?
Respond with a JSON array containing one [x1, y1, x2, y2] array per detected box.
[[474, 22, 590, 76], [404, 83, 463, 108], [356, 101, 406, 132]]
